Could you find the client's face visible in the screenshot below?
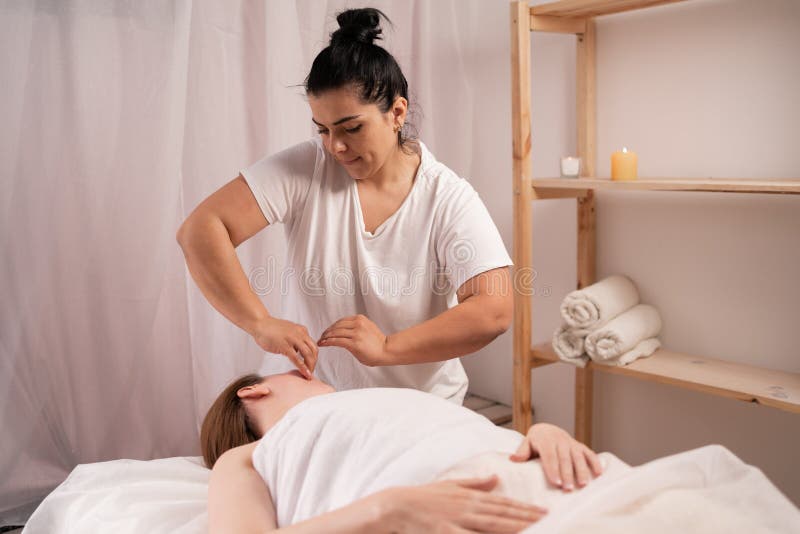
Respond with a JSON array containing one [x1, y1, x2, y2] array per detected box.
[[238, 371, 335, 437]]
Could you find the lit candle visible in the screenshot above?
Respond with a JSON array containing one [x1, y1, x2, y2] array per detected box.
[[611, 147, 637, 181], [560, 156, 581, 178]]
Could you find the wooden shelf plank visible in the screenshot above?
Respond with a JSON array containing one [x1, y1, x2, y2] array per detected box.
[[531, 0, 690, 18], [465, 393, 528, 426], [463, 393, 496, 412], [477, 404, 514, 426], [531, 343, 800, 413], [532, 177, 800, 195]]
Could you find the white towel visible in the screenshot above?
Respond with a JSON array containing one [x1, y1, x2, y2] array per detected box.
[[552, 324, 590, 367], [252, 388, 523, 526], [560, 275, 640, 330], [585, 304, 662, 364], [593, 337, 661, 367]]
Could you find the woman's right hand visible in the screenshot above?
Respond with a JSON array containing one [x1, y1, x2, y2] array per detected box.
[[250, 317, 318, 379], [375, 474, 546, 533]]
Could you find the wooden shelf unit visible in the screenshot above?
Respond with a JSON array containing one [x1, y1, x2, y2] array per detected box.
[[530, 343, 800, 414], [533, 177, 800, 197], [509, 0, 799, 442]]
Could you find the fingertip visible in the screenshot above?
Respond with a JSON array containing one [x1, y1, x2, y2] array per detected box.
[[481, 473, 499, 486], [592, 459, 605, 476]]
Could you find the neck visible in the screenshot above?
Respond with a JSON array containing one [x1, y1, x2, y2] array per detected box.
[[367, 144, 421, 189], [254, 405, 288, 437], [252, 383, 336, 437]]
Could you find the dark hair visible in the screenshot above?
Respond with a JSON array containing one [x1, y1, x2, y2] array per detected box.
[[200, 373, 263, 468], [305, 8, 418, 152]]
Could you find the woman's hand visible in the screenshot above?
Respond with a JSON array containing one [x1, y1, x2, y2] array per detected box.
[[374, 474, 546, 534], [510, 423, 603, 492], [250, 317, 318, 379], [317, 314, 390, 367]]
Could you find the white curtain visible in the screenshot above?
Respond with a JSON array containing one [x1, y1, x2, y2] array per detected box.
[[0, 0, 509, 525]]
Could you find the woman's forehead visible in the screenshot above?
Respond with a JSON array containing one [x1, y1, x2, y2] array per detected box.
[[309, 88, 379, 120]]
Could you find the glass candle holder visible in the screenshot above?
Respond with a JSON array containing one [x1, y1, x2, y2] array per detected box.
[[560, 156, 581, 178]]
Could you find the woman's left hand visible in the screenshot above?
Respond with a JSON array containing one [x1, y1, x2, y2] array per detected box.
[[317, 314, 390, 367], [510, 423, 604, 492]]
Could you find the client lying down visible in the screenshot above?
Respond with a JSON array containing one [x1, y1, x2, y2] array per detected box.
[[201, 371, 607, 533]]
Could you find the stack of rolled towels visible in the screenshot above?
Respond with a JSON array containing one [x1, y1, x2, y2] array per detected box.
[[552, 274, 663, 367]]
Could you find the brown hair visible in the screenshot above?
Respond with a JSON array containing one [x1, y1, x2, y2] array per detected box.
[[200, 373, 263, 468]]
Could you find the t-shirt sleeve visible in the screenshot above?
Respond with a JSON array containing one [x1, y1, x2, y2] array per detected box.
[[239, 140, 319, 226], [435, 182, 514, 293]]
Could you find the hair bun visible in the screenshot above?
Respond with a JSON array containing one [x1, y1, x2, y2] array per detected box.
[[331, 8, 384, 46]]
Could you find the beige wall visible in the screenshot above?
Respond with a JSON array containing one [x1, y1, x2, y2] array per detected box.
[[462, 0, 800, 504]]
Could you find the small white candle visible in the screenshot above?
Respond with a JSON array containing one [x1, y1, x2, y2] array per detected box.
[[560, 156, 581, 178]]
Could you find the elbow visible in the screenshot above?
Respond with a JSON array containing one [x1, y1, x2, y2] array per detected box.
[[176, 216, 195, 249], [466, 295, 513, 341], [176, 219, 188, 247], [495, 314, 512, 336], [492, 312, 512, 338], [175, 225, 186, 248], [490, 297, 513, 337]]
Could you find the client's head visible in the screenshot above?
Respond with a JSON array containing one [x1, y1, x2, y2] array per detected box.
[[200, 370, 334, 468]]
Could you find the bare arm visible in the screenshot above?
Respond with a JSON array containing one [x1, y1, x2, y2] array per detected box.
[[385, 266, 513, 365], [176, 176, 318, 374], [317, 267, 513, 367], [176, 175, 271, 335]]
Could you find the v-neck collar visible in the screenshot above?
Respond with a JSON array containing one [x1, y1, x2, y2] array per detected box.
[[352, 142, 429, 239]]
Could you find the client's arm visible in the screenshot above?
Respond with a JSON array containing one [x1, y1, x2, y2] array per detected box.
[[208, 443, 280, 533], [209, 443, 546, 534]]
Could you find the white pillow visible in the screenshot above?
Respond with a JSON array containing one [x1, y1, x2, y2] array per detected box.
[[23, 456, 209, 534]]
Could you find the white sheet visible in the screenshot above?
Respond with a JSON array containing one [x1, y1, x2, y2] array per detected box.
[[523, 445, 800, 533], [23, 445, 799, 533], [22, 456, 209, 534]]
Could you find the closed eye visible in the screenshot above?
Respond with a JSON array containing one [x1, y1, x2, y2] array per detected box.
[[317, 125, 362, 135]]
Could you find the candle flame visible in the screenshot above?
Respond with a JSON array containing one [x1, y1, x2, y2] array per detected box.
[[622, 147, 628, 153]]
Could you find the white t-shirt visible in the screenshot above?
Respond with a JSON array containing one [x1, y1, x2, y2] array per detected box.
[[240, 138, 512, 403]]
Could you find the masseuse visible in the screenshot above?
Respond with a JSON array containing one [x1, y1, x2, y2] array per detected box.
[[177, 8, 512, 404]]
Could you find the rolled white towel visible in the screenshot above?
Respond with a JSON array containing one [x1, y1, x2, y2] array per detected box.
[[560, 275, 640, 330], [552, 324, 590, 367], [594, 337, 662, 367], [585, 304, 663, 363]]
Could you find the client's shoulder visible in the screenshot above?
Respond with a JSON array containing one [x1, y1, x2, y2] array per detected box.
[[214, 441, 260, 471]]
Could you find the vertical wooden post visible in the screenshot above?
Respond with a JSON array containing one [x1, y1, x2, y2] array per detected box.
[[510, 1, 533, 434], [575, 17, 597, 445]]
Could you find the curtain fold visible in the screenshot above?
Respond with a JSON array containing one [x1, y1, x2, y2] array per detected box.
[[0, 0, 509, 525]]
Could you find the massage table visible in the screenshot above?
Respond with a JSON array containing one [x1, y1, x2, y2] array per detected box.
[[20, 444, 800, 533]]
